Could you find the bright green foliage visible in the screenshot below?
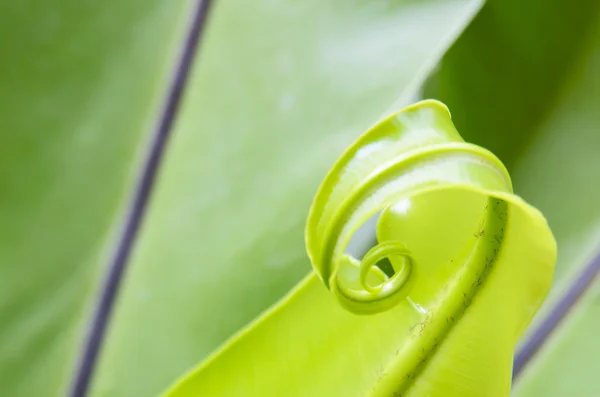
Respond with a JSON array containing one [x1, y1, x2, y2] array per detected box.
[[2, 0, 599, 396], [163, 101, 556, 396]]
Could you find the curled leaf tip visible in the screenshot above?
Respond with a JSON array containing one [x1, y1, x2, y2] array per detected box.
[[305, 98, 552, 318], [304, 99, 555, 394]]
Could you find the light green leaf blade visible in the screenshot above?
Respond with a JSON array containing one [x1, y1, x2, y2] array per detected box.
[[162, 101, 555, 397], [90, 1, 484, 396], [422, 0, 600, 394], [0, 1, 192, 395]]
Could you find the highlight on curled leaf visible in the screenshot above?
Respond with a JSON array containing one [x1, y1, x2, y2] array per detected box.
[[305, 100, 513, 315], [161, 100, 556, 397]]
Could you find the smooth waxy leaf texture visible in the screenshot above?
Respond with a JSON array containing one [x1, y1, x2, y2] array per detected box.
[[163, 100, 556, 396], [89, 2, 485, 396], [423, 0, 600, 394], [0, 1, 191, 396]]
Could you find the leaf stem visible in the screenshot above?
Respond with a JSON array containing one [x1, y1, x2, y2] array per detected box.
[[513, 250, 600, 379], [67, 1, 213, 396]]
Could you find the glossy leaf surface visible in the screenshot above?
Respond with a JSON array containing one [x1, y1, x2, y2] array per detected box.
[[163, 101, 556, 396], [0, 1, 190, 396]]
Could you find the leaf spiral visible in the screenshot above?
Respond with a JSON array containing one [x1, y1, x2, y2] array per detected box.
[[304, 100, 555, 394], [306, 100, 514, 315]]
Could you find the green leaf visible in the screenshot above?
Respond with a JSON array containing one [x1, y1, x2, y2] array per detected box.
[[87, 1, 485, 396], [163, 100, 555, 396], [422, 0, 600, 395], [0, 1, 193, 395]]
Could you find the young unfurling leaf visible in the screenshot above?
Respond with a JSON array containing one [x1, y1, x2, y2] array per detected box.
[[162, 100, 556, 397]]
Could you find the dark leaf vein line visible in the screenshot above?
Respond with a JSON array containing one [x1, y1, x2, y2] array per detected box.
[[68, 1, 213, 396], [513, 250, 600, 379]]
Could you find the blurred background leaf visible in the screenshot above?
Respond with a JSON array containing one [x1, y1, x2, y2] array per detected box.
[[0, 1, 192, 395]]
